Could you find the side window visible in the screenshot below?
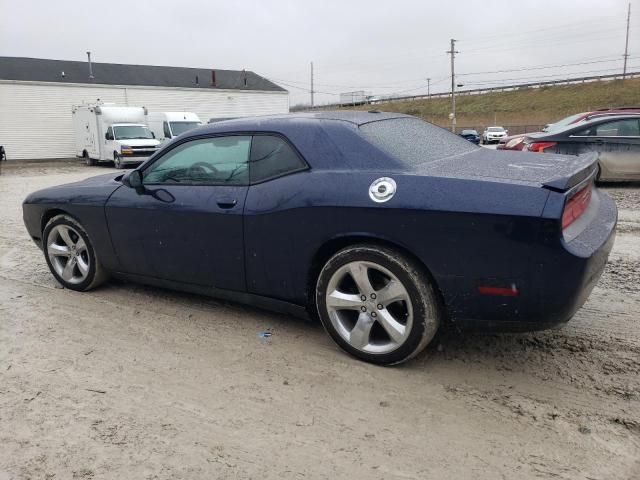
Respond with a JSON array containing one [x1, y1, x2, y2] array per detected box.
[[163, 121, 172, 138], [249, 135, 307, 183], [143, 136, 251, 185], [595, 119, 640, 137], [576, 119, 640, 137]]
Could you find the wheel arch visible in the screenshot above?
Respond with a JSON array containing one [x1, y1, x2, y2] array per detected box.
[[307, 234, 446, 318], [41, 208, 75, 235]]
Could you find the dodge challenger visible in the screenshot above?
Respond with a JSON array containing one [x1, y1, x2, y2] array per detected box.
[[23, 112, 617, 365]]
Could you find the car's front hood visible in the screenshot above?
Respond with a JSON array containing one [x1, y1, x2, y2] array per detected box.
[[24, 172, 125, 205], [414, 148, 597, 191]]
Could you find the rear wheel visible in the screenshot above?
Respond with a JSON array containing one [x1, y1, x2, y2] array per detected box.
[[316, 245, 440, 365], [83, 150, 96, 166], [43, 215, 108, 291]]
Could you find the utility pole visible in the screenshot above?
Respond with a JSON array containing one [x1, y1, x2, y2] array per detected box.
[[446, 39, 459, 132], [623, 3, 631, 78], [310, 62, 315, 108], [427, 77, 431, 98]]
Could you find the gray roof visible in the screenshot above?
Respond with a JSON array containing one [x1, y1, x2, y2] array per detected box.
[[0, 56, 286, 92]]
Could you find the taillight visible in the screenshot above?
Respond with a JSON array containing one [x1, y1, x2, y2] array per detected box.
[[562, 184, 592, 229], [527, 141, 557, 152], [505, 137, 525, 150]]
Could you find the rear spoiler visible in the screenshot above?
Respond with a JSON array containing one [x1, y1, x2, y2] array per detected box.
[[542, 152, 599, 192]]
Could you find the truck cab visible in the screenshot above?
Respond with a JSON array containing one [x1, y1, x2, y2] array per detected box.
[[147, 112, 202, 143], [105, 123, 160, 169]]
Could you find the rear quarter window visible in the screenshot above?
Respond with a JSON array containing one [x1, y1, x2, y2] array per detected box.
[[249, 135, 307, 183], [359, 117, 477, 167]]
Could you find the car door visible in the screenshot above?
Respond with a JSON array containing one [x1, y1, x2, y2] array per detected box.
[[105, 134, 251, 291], [104, 126, 115, 159], [570, 118, 640, 179]]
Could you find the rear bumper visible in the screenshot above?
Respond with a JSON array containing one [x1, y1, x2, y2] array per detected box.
[[444, 190, 617, 332]]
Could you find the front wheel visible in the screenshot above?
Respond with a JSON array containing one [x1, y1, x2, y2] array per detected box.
[[43, 214, 109, 291], [316, 245, 441, 365], [114, 153, 123, 169]]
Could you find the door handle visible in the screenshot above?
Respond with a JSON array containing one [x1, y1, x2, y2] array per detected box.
[[216, 198, 237, 209], [594, 139, 604, 145]]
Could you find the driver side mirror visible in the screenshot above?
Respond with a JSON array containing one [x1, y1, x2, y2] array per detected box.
[[123, 170, 143, 189], [106, 132, 114, 140]]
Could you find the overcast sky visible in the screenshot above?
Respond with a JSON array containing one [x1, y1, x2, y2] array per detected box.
[[1, 0, 638, 106]]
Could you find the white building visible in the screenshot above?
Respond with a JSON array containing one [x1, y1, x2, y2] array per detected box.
[[0, 56, 289, 160]]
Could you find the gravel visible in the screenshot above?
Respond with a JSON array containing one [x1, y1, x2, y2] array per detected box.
[[1, 161, 639, 479]]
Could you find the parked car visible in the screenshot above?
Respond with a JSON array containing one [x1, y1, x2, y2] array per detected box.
[[23, 112, 616, 365], [72, 103, 160, 169], [498, 107, 640, 151], [147, 112, 202, 143], [522, 114, 640, 182], [459, 129, 480, 144], [482, 126, 507, 144]]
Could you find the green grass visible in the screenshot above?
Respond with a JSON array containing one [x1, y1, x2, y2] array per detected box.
[[341, 77, 640, 132]]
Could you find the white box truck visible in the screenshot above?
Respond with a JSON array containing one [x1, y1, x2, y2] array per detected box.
[[147, 112, 202, 143], [72, 103, 160, 168]]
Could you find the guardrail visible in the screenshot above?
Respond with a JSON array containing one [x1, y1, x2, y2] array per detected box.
[[295, 71, 640, 110]]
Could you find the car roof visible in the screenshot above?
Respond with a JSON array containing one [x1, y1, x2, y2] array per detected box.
[[190, 111, 411, 135], [528, 113, 640, 138]]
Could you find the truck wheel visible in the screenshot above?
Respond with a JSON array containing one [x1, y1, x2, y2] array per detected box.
[[83, 151, 96, 167], [315, 244, 441, 365], [114, 153, 123, 169]]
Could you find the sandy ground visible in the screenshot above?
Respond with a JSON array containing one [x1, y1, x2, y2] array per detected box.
[[0, 161, 639, 480]]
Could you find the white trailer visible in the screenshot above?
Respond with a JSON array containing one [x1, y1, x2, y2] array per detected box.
[[339, 91, 368, 106], [146, 111, 202, 143], [72, 103, 160, 168]]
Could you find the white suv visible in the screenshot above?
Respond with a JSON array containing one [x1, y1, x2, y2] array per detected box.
[[482, 126, 507, 144]]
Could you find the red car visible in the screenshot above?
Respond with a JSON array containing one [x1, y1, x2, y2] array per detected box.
[[497, 107, 640, 151]]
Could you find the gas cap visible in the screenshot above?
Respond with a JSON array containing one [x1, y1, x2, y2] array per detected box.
[[369, 177, 396, 203]]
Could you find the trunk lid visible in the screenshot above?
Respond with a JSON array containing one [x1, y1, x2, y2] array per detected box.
[[416, 148, 598, 191]]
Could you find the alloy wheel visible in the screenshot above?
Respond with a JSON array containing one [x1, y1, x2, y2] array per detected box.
[[325, 260, 413, 354], [46, 224, 91, 284]]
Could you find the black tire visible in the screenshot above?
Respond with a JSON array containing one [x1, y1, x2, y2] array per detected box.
[[83, 150, 96, 167], [114, 153, 123, 169], [42, 214, 109, 292], [315, 244, 440, 365]]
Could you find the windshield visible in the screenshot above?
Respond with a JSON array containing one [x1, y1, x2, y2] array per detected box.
[[461, 130, 478, 135], [359, 117, 476, 167], [114, 125, 153, 140], [169, 121, 201, 137], [488, 127, 505, 132], [543, 113, 586, 132]]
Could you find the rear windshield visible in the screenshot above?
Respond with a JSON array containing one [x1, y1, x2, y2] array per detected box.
[[359, 117, 476, 166]]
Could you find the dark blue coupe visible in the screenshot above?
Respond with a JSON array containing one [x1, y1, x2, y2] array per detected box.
[[23, 112, 617, 365]]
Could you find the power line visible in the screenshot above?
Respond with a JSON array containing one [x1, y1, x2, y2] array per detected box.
[[457, 15, 624, 43], [458, 57, 629, 77], [461, 65, 640, 87]]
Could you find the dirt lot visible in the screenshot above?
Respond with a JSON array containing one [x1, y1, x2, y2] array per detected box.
[[1, 161, 639, 480]]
